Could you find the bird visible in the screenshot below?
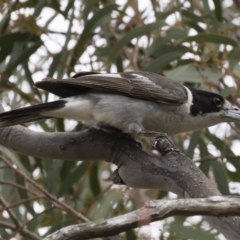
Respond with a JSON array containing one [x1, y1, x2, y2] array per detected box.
[[0, 71, 239, 137]]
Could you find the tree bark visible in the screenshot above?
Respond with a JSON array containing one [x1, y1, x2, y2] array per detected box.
[[44, 196, 240, 240], [0, 125, 240, 239]]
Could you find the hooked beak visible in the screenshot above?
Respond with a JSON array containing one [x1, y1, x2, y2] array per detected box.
[[224, 107, 240, 121]]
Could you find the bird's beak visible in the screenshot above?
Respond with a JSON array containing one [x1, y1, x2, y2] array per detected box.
[[224, 107, 240, 121]]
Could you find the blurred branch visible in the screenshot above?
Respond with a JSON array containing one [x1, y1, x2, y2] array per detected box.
[[233, 0, 240, 9], [0, 195, 40, 240], [0, 195, 21, 228], [0, 180, 39, 196], [0, 195, 45, 212], [44, 196, 240, 240], [0, 154, 89, 222], [0, 221, 41, 240], [16, 206, 54, 237], [194, 155, 240, 162]]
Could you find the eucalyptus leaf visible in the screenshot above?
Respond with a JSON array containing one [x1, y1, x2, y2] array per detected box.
[[89, 162, 101, 197], [109, 20, 166, 60], [181, 33, 238, 47], [144, 52, 183, 72], [211, 161, 230, 195], [69, 4, 119, 72], [57, 161, 91, 197], [164, 65, 221, 83]]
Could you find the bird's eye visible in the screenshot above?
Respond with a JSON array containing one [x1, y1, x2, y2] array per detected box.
[[213, 97, 222, 107]]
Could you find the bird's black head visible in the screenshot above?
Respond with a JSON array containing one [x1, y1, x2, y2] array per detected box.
[[188, 87, 240, 124], [189, 88, 225, 116]]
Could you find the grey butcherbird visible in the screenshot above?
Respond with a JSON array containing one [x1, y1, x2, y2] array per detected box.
[[0, 71, 240, 137]]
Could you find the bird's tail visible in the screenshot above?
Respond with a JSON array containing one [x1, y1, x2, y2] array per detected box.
[[0, 100, 66, 128]]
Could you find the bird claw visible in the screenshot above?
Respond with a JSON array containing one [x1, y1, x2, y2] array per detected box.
[[150, 134, 180, 156]]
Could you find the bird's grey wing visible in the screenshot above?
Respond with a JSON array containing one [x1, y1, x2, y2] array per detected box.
[[34, 72, 98, 98], [120, 72, 187, 104], [35, 71, 187, 104]]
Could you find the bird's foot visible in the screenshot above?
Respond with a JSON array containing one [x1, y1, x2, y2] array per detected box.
[[110, 169, 126, 185], [138, 130, 180, 156]]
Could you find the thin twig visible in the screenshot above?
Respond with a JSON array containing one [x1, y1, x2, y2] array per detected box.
[[0, 195, 21, 228], [0, 180, 39, 196], [0, 195, 45, 212], [0, 220, 41, 240], [194, 155, 240, 162], [0, 156, 89, 222], [14, 206, 54, 238]]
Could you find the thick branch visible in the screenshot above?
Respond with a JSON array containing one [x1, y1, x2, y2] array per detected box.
[[44, 196, 240, 240], [1, 125, 240, 239], [0, 126, 113, 161]]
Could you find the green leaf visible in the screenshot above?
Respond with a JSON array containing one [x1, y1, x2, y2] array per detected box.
[[57, 161, 91, 197], [116, 56, 123, 72], [233, 63, 240, 78], [0, 146, 29, 174], [33, 0, 47, 17], [205, 129, 240, 174], [156, 5, 182, 20], [82, 0, 98, 22], [186, 130, 201, 158], [89, 162, 101, 197], [181, 9, 202, 22], [56, 118, 65, 132], [69, 4, 118, 71], [144, 52, 183, 73], [169, 220, 216, 240], [211, 161, 230, 194], [54, 6, 75, 78], [23, 61, 42, 100], [213, 0, 222, 22], [1, 167, 15, 198], [0, 11, 10, 33], [164, 64, 221, 83], [202, 0, 211, 13], [145, 37, 169, 57], [166, 28, 188, 40], [157, 190, 168, 199], [152, 45, 189, 58], [184, 20, 205, 33], [181, 33, 238, 47], [0, 42, 13, 64], [44, 159, 63, 194], [198, 138, 211, 175], [230, 49, 240, 60], [220, 87, 235, 98], [3, 41, 42, 77], [15, 175, 35, 215], [60, 161, 75, 181], [109, 20, 165, 60], [126, 230, 137, 240], [227, 171, 240, 182], [0, 32, 40, 45], [48, 52, 63, 77]]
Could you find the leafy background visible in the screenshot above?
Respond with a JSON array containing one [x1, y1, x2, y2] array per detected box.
[[0, 0, 240, 239]]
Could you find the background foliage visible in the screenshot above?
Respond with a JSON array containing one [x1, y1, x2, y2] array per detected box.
[[0, 0, 240, 239]]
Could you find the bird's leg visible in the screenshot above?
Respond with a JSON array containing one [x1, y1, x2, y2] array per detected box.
[[137, 130, 180, 155]]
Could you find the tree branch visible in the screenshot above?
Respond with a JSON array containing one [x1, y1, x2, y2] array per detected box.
[[1, 125, 240, 239], [43, 196, 240, 240]]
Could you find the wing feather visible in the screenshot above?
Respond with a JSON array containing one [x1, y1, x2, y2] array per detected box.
[[35, 71, 187, 104]]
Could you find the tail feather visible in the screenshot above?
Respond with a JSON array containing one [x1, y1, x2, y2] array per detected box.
[[0, 100, 67, 128]]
